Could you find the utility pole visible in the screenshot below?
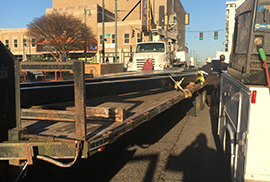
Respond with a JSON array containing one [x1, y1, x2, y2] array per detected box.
[[102, 0, 105, 63], [29, 38, 31, 59], [84, 8, 91, 63], [23, 34, 25, 61], [115, 0, 117, 63]]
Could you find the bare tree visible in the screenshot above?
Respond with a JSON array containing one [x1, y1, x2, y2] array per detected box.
[[26, 12, 93, 62]]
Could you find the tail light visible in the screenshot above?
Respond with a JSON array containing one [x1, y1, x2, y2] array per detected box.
[[251, 90, 257, 103]]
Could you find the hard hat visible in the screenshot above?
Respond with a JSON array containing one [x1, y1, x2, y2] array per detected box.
[[148, 55, 153, 59], [220, 54, 225, 61], [206, 56, 212, 63]]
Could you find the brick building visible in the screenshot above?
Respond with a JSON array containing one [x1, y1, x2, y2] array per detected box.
[[0, 0, 186, 64]]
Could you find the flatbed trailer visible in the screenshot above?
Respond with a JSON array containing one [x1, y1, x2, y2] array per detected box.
[[0, 42, 207, 178]]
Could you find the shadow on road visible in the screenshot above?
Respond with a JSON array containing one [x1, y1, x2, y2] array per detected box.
[[165, 133, 230, 182]]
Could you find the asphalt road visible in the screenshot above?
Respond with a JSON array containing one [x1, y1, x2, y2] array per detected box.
[[18, 98, 231, 182]]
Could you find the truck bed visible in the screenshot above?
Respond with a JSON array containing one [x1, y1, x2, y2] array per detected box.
[[0, 50, 207, 168], [21, 87, 182, 140]]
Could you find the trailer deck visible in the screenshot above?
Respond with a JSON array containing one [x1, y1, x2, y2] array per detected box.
[[21, 85, 198, 140], [0, 59, 206, 169]]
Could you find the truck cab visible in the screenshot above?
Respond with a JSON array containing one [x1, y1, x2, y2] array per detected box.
[[127, 41, 169, 71]]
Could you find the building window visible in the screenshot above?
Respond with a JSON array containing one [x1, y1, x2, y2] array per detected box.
[[31, 39, 35, 47], [23, 39, 27, 47], [14, 39, 18, 48], [112, 34, 115, 43], [137, 33, 142, 43], [124, 33, 130, 44], [5, 40, 9, 48], [99, 35, 103, 44]]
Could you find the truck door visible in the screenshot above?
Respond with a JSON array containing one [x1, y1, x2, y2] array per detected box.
[[218, 73, 251, 182]]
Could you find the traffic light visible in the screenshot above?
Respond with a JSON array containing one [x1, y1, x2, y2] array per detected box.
[[199, 32, 203, 40], [214, 31, 218, 40], [185, 13, 190, 25]]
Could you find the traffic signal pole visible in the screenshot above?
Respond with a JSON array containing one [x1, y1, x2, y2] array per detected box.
[[102, 0, 105, 63], [115, 0, 117, 63]]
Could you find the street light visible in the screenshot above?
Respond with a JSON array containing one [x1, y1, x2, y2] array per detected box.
[[84, 8, 91, 63]]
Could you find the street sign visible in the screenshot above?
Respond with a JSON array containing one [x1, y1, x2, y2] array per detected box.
[[104, 34, 110, 37]]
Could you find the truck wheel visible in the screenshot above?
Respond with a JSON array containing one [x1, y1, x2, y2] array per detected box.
[[200, 90, 207, 110], [191, 92, 201, 117]]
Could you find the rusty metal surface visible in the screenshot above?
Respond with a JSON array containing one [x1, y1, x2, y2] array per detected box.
[[15, 61, 22, 128], [0, 61, 87, 166], [66, 107, 125, 122], [19, 61, 86, 141], [23, 134, 76, 144], [73, 61, 87, 141], [20, 82, 206, 154], [0, 59, 207, 167], [21, 109, 75, 122], [0, 141, 76, 161], [36, 140, 82, 168], [87, 82, 207, 152], [20, 62, 74, 72]]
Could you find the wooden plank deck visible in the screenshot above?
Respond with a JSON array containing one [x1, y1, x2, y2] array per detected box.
[[22, 87, 181, 140]]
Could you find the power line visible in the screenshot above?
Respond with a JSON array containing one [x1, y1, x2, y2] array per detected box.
[[186, 29, 225, 33], [185, 5, 225, 13]]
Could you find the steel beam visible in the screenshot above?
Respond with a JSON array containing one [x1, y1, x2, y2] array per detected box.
[[20, 72, 202, 107], [20, 62, 74, 72], [0, 141, 76, 165]]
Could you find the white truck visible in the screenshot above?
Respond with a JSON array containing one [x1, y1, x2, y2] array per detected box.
[[126, 41, 171, 71], [216, 0, 270, 181], [189, 57, 196, 67], [175, 51, 190, 65], [218, 72, 270, 182]]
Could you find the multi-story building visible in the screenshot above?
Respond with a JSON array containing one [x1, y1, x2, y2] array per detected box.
[[225, 0, 245, 54], [0, 28, 41, 60], [0, 0, 186, 64]]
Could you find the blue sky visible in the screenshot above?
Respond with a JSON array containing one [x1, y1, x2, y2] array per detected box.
[[181, 0, 228, 60], [0, 0, 52, 28], [0, 0, 231, 60]]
